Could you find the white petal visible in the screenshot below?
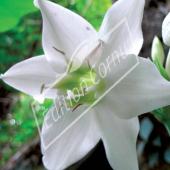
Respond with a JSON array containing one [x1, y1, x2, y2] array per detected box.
[[98, 0, 144, 64], [42, 100, 100, 170], [1, 55, 57, 98], [35, 0, 98, 73], [162, 12, 170, 46], [69, 37, 102, 73], [166, 49, 170, 77], [102, 54, 170, 119], [95, 100, 139, 170]]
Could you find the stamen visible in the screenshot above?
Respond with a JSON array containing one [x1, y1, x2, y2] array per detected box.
[[40, 84, 45, 94], [83, 88, 88, 99], [53, 46, 66, 55], [85, 58, 91, 69], [58, 104, 63, 114], [85, 39, 104, 70], [72, 103, 83, 112], [67, 61, 73, 74]]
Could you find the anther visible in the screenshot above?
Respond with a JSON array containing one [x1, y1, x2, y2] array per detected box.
[[40, 84, 45, 94], [99, 39, 104, 48], [86, 27, 90, 30], [83, 88, 88, 99], [72, 103, 83, 112], [53, 46, 66, 55], [99, 39, 104, 43], [58, 104, 63, 114], [85, 58, 91, 69]]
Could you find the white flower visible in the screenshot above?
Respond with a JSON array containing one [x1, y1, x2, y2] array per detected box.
[[1, 0, 170, 170]]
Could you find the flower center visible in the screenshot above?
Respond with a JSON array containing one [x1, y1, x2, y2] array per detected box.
[[41, 39, 105, 111], [55, 63, 105, 110]]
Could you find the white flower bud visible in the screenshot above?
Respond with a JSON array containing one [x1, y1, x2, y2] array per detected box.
[[166, 49, 170, 77], [151, 36, 165, 65], [162, 12, 170, 46]]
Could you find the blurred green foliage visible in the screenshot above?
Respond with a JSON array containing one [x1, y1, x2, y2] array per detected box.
[[0, 11, 43, 75], [0, 94, 53, 166], [0, 0, 38, 32], [0, 0, 111, 167]]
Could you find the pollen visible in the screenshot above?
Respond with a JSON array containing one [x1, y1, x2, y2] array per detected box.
[[72, 103, 83, 112]]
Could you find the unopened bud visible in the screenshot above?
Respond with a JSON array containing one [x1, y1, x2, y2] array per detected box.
[[166, 49, 170, 77], [151, 36, 165, 65], [162, 12, 170, 46]]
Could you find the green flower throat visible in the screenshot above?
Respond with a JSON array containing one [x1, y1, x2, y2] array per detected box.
[[53, 64, 105, 111]]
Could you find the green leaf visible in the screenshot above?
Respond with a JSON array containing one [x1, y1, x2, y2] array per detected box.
[[151, 106, 170, 135], [153, 56, 170, 81], [0, 0, 38, 32]]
